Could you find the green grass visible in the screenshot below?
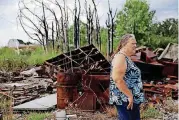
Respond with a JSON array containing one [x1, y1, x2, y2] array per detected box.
[[0, 47, 59, 71], [141, 106, 161, 119], [23, 112, 52, 120], [26, 47, 59, 66]]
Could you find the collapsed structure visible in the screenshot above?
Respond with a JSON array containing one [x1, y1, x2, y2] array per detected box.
[[46, 44, 110, 111], [0, 43, 178, 112], [45, 43, 178, 111]]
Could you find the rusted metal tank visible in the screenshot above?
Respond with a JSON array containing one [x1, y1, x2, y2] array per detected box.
[[56, 72, 80, 109]]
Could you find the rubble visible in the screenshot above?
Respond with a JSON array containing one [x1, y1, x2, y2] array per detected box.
[[46, 44, 178, 111], [158, 43, 178, 62], [0, 73, 55, 106], [46, 44, 110, 111], [0, 44, 178, 116]]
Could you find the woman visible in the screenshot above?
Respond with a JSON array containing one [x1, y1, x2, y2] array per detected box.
[[109, 34, 145, 120]]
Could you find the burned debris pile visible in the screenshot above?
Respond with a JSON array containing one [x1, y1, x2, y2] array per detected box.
[[46, 44, 110, 111], [0, 43, 178, 112], [0, 66, 55, 106], [46, 43, 178, 111], [131, 43, 178, 103]]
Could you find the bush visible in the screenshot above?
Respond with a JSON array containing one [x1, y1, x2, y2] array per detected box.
[[143, 35, 177, 50]]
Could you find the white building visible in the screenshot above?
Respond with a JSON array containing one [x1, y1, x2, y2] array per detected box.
[[8, 39, 26, 48]]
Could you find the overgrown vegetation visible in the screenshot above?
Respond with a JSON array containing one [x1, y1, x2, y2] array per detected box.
[[0, 47, 58, 71], [0, 93, 13, 120]]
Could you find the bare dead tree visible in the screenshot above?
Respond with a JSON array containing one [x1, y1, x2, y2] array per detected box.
[[54, 0, 65, 52], [18, 0, 48, 51], [106, 13, 111, 59], [42, 1, 49, 50], [73, 0, 81, 48], [109, 9, 117, 53], [18, 0, 73, 52], [92, 0, 101, 51], [63, 0, 70, 51], [18, 0, 57, 52], [77, 0, 81, 47], [18, 0, 113, 55], [106, 0, 117, 58], [85, 0, 90, 44], [35, 0, 64, 52], [52, 22, 54, 50], [85, 0, 95, 45], [52, 0, 71, 52], [35, 0, 61, 47]]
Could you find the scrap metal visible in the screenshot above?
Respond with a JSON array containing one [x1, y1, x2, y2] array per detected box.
[[46, 44, 110, 111], [45, 44, 178, 111], [1, 44, 178, 112]]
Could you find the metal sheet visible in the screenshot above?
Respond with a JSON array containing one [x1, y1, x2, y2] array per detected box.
[[13, 93, 56, 111], [73, 90, 96, 111], [158, 43, 178, 61]]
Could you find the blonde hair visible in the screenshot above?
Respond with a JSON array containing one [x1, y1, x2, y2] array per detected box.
[[111, 34, 136, 59]]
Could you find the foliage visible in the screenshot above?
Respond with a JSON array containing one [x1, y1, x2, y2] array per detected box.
[[152, 18, 178, 38], [115, 0, 155, 44], [113, 0, 177, 52], [144, 35, 178, 49], [0, 47, 58, 71]]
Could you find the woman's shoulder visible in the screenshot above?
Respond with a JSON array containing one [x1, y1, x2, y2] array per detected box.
[[113, 53, 126, 60], [112, 53, 126, 66]]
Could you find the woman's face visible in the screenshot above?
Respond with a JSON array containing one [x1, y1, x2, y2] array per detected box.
[[124, 38, 137, 55]]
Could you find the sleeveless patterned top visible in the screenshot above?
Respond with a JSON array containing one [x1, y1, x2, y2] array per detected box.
[[109, 52, 145, 105]]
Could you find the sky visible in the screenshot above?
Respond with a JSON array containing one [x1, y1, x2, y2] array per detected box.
[[0, 0, 178, 47]]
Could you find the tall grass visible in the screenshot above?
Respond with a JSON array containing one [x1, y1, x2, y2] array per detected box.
[[0, 47, 59, 71], [26, 47, 59, 66], [0, 92, 13, 120]]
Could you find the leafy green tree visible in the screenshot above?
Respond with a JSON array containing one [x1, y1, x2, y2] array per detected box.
[[154, 18, 178, 38], [115, 0, 155, 45], [148, 18, 178, 49]]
